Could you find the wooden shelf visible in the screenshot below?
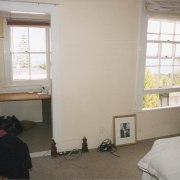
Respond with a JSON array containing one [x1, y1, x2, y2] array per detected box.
[[0, 92, 51, 102]]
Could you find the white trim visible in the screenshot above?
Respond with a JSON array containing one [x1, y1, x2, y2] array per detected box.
[[144, 87, 180, 94], [0, 0, 61, 151], [136, 103, 180, 113], [30, 150, 50, 158], [136, 0, 149, 111], [0, 0, 59, 6], [50, 6, 61, 152]]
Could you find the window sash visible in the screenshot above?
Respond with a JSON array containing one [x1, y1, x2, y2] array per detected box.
[[10, 26, 49, 81], [142, 18, 180, 109], [144, 87, 180, 94], [3, 22, 50, 88]]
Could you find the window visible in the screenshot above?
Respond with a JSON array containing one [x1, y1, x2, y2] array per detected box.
[[4, 18, 50, 90], [143, 19, 180, 109], [10, 26, 49, 81]]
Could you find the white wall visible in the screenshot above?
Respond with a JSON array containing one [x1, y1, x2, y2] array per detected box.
[[0, 16, 4, 117], [0, 16, 4, 88], [0, 101, 43, 122], [0, 0, 180, 151], [58, 0, 140, 150], [58, 0, 180, 151], [137, 108, 180, 140]]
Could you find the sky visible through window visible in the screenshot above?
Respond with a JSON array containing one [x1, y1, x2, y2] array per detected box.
[[11, 26, 47, 80], [143, 19, 180, 108], [146, 20, 180, 76]]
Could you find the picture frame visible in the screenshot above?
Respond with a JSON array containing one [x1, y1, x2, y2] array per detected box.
[[113, 114, 136, 146]]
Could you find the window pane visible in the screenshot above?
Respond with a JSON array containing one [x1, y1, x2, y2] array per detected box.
[[160, 66, 173, 75], [174, 58, 180, 65], [161, 43, 173, 57], [12, 54, 30, 80], [161, 22, 174, 34], [174, 35, 180, 41], [161, 59, 173, 66], [146, 59, 159, 66], [143, 92, 180, 108], [11, 27, 28, 52], [169, 92, 180, 106], [146, 43, 158, 57], [30, 54, 47, 80], [144, 19, 180, 110], [148, 20, 160, 33], [144, 67, 158, 89], [160, 66, 172, 87], [174, 66, 180, 86], [143, 94, 160, 108], [175, 44, 180, 57], [29, 28, 46, 52], [160, 34, 173, 41], [175, 23, 180, 34], [147, 34, 159, 40], [160, 93, 169, 107]]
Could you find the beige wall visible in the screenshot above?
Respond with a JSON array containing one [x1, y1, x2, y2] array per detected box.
[[0, 101, 43, 122], [137, 108, 180, 140], [0, 16, 4, 87], [59, 0, 135, 150], [0, 16, 3, 38], [0, 0, 180, 151], [0, 39, 3, 86], [58, 0, 180, 150]]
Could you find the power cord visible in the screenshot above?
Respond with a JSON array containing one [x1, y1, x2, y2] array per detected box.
[[61, 149, 82, 160], [97, 139, 120, 157], [59, 139, 120, 160]]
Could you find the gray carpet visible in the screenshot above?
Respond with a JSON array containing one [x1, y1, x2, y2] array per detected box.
[[16, 116, 176, 179], [18, 122, 52, 153], [29, 138, 155, 180], [18, 99, 52, 153]]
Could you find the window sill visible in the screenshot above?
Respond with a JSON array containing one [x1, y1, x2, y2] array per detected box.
[[135, 105, 180, 113]]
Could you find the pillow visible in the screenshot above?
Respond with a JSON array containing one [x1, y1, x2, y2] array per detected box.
[[21, 120, 36, 130]]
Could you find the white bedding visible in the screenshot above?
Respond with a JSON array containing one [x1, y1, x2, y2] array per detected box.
[[138, 136, 180, 180]]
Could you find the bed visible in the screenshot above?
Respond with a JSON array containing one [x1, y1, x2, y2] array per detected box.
[[138, 136, 180, 180]]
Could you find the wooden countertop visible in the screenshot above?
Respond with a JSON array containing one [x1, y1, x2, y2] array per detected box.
[[0, 92, 51, 102]]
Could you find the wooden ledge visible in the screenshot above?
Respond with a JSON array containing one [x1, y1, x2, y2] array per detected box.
[[0, 92, 51, 102]]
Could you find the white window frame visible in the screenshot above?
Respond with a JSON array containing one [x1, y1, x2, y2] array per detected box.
[[3, 18, 51, 91], [136, 2, 180, 112]]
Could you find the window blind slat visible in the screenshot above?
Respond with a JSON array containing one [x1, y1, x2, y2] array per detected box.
[[145, 0, 180, 15], [7, 19, 50, 26]]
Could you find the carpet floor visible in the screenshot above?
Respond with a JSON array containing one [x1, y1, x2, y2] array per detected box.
[[17, 120, 178, 179], [18, 122, 52, 153], [29, 138, 156, 180]]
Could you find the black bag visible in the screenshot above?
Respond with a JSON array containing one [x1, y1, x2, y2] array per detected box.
[[0, 115, 23, 136], [97, 139, 116, 152], [0, 134, 32, 179]]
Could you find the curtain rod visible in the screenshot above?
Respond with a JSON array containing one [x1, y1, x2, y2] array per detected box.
[[0, 0, 60, 6]]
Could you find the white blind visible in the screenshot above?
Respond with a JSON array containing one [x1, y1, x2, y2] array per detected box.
[[145, 0, 180, 15]]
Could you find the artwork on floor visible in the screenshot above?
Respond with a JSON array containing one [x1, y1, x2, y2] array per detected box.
[[113, 114, 136, 146]]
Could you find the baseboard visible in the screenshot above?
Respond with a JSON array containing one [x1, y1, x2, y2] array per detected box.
[[30, 150, 51, 158]]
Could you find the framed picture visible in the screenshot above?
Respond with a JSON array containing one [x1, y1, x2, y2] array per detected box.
[[113, 114, 136, 146]]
